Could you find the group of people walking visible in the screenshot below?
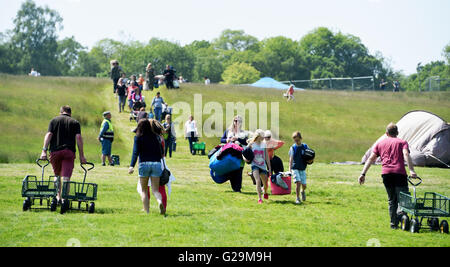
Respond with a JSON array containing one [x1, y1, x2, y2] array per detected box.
[[39, 105, 172, 215], [110, 60, 180, 94], [217, 115, 311, 205], [39, 82, 419, 229]]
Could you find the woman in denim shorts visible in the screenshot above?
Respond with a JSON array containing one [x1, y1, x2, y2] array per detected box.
[[128, 119, 165, 215]]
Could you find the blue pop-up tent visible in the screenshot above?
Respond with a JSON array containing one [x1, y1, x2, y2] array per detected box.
[[250, 77, 302, 90]]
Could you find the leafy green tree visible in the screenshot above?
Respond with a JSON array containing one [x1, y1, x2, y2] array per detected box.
[[143, 38, 195, 80], [404, 60, 449, 91], [10, 0, 63, 75], [444, 43, 450, 64], [254, 36, 309, 81], [57, 36, 85, 76], [299, 27, 384, 79], [0, 33, 17, 74], [191, 47, 224, 83], [221, 62, 260, 84], [70, 51, 102, 77], [213, 29, 259, 52]]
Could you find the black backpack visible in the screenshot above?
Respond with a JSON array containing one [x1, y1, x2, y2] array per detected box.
[[303, 148, 315, 163]]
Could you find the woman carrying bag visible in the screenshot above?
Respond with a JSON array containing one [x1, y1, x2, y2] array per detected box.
[[129, 119, 166, 215]]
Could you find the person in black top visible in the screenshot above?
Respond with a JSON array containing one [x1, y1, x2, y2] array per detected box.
[[380, 79, 388, 91], [163, 114, 176, 158], [40, 105, 87, 203], [128, 119, 166, 215], [163, 65, 175, 89], [116, 78, 127, 113], [110, 60, 123, 93], [393, 80, 400, 92]]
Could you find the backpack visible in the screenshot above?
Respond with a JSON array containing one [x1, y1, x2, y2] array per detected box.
[[303, 148, 315, 164]]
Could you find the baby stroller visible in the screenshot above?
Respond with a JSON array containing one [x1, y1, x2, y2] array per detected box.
[[129, 101, 146, 122]]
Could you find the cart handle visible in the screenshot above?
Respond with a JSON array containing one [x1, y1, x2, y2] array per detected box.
[[36, 158, 50, 168], [407, 176, 422, 187], [80, 162, 95, 172]]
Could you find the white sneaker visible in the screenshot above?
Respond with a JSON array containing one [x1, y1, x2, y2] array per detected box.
[[295, 198, 301, 204]]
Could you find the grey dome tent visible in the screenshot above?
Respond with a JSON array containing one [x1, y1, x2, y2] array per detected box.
[[361, 110, 450, 168]]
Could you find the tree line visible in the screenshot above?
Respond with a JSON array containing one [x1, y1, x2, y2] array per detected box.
[[1, 0, 449, 91]]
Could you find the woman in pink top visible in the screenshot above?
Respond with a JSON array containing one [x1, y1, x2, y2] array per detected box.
[[359, 123, 418, 229], [127, 82, 138, 111]]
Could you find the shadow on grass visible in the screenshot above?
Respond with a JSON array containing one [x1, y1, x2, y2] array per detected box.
[[225, 190, 258, 196], [163, 212, 194, 218], [268, 200, 299, 206]]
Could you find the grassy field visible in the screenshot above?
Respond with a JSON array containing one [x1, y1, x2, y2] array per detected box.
[[0, 74, 130, 163], [0, 75, 449, 247]]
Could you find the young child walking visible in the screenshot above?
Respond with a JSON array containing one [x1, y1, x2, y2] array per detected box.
[[248, 129, 271, 204], [289, 131, 312, 204]]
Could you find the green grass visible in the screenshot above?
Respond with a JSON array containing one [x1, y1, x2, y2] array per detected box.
[[0, 74, 129, 163], [1, 162, 449, 246], [156, 83, 450, 164], [0, 75, 449, 247]]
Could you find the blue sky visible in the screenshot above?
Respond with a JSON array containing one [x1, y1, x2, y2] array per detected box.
[[1, 0, 449, 74]]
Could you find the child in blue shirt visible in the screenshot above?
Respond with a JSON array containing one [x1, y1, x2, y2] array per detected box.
[[289, 131, 313, 204]]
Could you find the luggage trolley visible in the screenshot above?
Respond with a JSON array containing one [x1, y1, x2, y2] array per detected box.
[[21, 159, 58, 212], [60, 162, 97, 214], [399, 176, 449, 234]]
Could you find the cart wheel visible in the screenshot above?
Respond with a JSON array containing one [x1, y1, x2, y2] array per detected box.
[[430, 218, 440, 231], [201, 149, 206, 155], [410, 219, 420, 233], [23, 199, 31, 211], [88, 202, 95, 214], [191, 150, 196, 155], [440, 220, 449, 234], [401, 215, 410, 231], [50, 198, 57, 212]]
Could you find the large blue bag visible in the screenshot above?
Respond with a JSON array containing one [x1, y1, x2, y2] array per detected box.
[[210, 170, 228, 184], [209, 152, 241, 177]]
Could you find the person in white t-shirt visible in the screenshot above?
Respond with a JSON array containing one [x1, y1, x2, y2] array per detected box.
[[184, 115, 199, 154], [204, 77, 210, 85], [29, 68, 39, 77]]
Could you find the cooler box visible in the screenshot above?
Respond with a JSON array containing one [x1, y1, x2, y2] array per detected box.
[[270, 175, 291, 195]]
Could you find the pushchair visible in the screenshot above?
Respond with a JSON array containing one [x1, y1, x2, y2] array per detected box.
[[129, 100, 146, 122]]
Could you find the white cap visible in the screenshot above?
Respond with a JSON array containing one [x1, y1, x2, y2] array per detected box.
[[264, 130, 272, 138]]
